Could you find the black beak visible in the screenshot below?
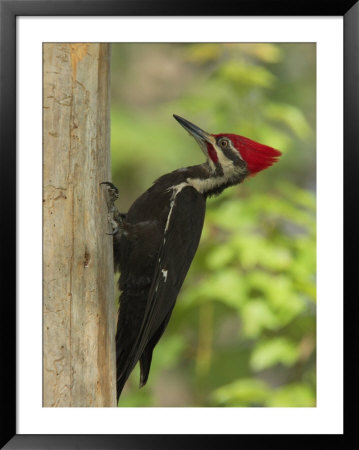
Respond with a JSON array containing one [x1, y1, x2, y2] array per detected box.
[[173, 114, 214, 145]]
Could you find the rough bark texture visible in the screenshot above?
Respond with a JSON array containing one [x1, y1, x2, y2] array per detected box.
[[43, 43, 116, 407]]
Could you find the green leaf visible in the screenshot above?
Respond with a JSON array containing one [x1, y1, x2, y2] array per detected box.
[[186, 43, 221, 63], [217, 61, 276, 88], [264, 102, 312, 138], [266, 383, 316, 407], [211, 378, 270, 406], [250, 337, 299, 371], [206, 245, 235, 270], [241, 299, 280, 337], [237, 43, 283, 63], [183, 269, 247, 311]]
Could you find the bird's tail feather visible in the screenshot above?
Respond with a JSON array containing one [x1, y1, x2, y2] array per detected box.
[[139, 349, 153, 388]]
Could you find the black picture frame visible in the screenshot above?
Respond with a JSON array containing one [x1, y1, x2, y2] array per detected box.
[[1, 1, 356, 448]]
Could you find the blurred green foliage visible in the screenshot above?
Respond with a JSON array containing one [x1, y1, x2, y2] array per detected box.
[[110, 43, 316, 407]]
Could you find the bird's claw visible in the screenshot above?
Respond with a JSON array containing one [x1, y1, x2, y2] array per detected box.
[[100, 180, 119, 192], [106, 227, 119, 236], [101, 181, 123, 236], [100, 181, 119, 204]]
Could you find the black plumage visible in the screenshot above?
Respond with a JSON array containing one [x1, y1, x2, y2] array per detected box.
[[114, 167, 207, 399]]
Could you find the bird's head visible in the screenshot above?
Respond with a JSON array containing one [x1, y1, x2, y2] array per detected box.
[[173, 114, 281, 178]]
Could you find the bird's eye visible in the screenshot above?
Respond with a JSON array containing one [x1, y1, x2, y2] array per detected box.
[[220, 139, 228, 148]]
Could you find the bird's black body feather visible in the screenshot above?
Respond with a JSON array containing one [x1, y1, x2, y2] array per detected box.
[[114, 166, 206, 399]]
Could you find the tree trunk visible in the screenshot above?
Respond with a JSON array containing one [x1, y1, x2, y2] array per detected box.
[[43, 43, 116, 407]]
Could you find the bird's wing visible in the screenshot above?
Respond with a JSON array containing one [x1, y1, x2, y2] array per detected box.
[[122, 185, 206, 377]]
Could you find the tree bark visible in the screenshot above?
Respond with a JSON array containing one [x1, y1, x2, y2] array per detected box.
[[43, 43, 116, 407]]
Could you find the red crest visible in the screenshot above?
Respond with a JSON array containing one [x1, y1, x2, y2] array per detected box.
[[215, 134, 281, 175]]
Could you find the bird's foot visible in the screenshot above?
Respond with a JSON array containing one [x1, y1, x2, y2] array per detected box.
[[101, 181, 119, 206], [100, 181, 124, 235]]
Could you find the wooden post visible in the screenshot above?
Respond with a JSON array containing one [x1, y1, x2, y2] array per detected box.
[[43, 43, 116, 407]]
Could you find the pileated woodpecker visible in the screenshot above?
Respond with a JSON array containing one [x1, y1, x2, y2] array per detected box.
[[103, 115, 281, 401]]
